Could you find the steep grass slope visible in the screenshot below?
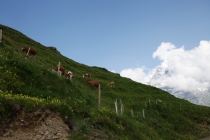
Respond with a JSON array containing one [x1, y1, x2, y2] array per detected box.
[[0, 24, 210, 140]]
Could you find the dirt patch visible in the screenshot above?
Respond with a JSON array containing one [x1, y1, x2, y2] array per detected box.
[[0, 109, 70, 140]]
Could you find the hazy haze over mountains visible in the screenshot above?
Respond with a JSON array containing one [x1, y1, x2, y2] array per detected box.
[[120, 40, 210, 106]]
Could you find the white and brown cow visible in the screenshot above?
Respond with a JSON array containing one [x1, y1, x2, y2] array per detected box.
[[65, 71, 73, 80], [83, 73, 92, 79]]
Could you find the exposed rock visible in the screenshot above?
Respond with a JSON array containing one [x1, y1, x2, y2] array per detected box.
[[0, 110, 70, 140]]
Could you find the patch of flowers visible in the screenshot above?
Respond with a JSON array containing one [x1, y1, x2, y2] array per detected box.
[[0, 90, 73, 121]]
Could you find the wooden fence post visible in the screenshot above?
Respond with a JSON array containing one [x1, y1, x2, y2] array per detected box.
[[98, 84, 101, 107], [142, 109, 145, 118], [26, 47, 30, 56], [120, 99, 123, 114], [115, 99, 118, 114], [58, 62, 61, 76], [131, 109, 133, 116]]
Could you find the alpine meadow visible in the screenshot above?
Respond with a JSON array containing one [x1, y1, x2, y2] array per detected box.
[[1, 24, 210, 140]]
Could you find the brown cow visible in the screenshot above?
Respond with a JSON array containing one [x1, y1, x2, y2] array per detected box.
[[86, 80, 100, 89], [83, 73, 92, 79], [108, 82, 115, 87], [22, 47, 37, 57], [52, 65, 65, 75]]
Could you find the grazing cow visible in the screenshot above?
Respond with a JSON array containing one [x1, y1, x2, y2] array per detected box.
[[65, 71, 73, 80], [68, 71, 73, 75], [86, 80, 100, 89], [108, 82, 115, 87], [83, 73, 92, 79], [52, 65, 65, 76], [22, 47, 37, 57]]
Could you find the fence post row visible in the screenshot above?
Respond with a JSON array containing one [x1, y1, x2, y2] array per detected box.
[[114, 99, 124, 115], [113, 98, 206, 118]]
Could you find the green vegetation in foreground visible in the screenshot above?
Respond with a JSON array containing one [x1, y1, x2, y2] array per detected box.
[[1, 24, 210, 140]]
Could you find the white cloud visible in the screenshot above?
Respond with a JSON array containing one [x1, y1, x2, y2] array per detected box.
[[120, 40, 210, 91], [152, 42, 185, 61], [120, 67, 153, 84]]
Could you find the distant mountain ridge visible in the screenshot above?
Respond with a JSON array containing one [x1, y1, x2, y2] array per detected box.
[[147, 61, 210, 106]]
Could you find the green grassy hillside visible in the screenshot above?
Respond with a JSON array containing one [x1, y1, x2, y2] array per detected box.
[[0, 24, 210, 140]]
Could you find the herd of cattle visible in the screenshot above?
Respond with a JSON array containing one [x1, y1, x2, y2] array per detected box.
[[21, 47, 115, 89]]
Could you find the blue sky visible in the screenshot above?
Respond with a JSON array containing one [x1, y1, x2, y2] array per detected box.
[[1, 0, 210, 73]]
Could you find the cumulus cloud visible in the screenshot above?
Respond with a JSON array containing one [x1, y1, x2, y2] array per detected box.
[[120, 40, 210, 91], [152, 42, 185, 61], [120, 67, 152, 84]]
